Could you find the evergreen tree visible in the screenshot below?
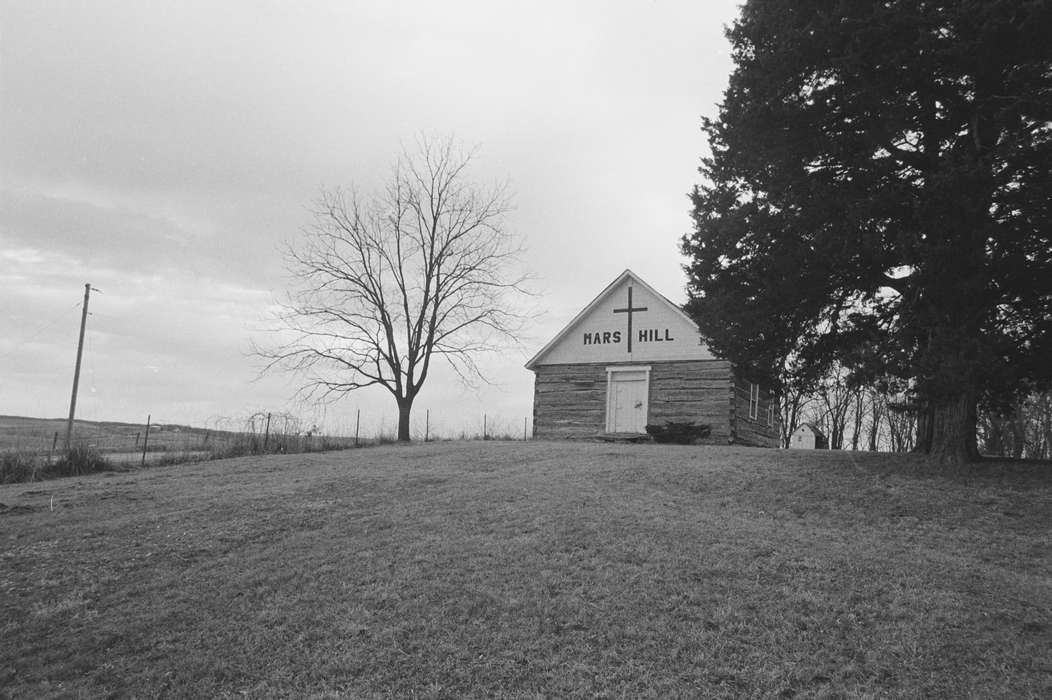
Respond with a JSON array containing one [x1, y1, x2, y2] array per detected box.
[[683, 0, 1052, 465]]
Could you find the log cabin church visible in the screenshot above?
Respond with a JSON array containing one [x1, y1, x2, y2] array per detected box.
[[526, 270, 778, 446]]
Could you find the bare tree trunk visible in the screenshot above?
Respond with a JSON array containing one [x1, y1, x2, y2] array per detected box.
[[829, 412, 845, 450], [980, 412, 1005, 457], [780, 389, 806, 448], [1009, 409, 1026, 459], [903, 412, 917, 452], [850, 391, 864, 451], [396, 396, 414, 442], [867, 391, 882, 451], [914, 403, 934, 454]]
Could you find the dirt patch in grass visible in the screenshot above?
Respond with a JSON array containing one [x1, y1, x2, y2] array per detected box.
[[1, 443, 1049, 697]]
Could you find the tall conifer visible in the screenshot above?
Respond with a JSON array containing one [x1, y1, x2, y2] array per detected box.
[[684, 1, 1052, 464]]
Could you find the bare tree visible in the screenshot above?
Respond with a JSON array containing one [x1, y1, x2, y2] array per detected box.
[[779, 384, 811, 448], [258, 136, 529, 441], [978, 392, 1052, 460], [805, 363, 854, 450], [849, 389, 865, 451], [865, 388, 884, 452], [886, 397, 917, 453]]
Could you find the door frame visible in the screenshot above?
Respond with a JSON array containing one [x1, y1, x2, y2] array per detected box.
[[605, 365, 652, 433]]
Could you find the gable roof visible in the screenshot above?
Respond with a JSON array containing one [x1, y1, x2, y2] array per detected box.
[[525, 269, 702, 370], [795, 423, 827, 439]]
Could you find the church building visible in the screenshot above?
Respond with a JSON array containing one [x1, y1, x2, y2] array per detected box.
[[526, 270, 778, 446]]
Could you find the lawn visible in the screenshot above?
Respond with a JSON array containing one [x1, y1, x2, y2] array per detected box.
[[1, 442, 1049, 698]]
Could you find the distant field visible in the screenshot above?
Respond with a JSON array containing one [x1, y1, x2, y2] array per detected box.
[[0, 415, 353, 464], [0, 415, 220, 454], [1, 443, 1049, 698]]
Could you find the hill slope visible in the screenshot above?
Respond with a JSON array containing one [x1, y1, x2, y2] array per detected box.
[[1, 443, 1049, 697]]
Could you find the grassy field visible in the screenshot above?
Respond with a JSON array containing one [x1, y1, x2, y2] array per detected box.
[[1, 442, 1049, 698]]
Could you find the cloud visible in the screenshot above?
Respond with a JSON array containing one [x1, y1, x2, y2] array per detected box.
[[0, 0, 742, 430]]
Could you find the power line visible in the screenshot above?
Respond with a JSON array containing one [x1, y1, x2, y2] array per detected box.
[[0, 299, 82, 361]]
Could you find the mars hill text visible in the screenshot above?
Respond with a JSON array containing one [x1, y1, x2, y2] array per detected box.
[[583, 329, 674, 345]]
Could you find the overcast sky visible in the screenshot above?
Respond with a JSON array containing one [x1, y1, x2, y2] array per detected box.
[[0, 0, 740, 438]]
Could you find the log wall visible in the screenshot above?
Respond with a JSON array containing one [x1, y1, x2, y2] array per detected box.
[[532, 363, 608, 438], [532, 360, 734, 441], [647, 360, 733, 442], [730, 373, 780, 447]]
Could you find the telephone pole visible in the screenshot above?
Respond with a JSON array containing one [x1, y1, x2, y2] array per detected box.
[[64, 283, 92, 451]]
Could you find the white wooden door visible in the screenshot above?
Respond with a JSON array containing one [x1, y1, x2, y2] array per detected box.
[[607, 370, 649, 433]]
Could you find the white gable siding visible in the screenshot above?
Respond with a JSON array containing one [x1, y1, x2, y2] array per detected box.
[[790, 425, 817, 449], [535, 276, 715, 365]]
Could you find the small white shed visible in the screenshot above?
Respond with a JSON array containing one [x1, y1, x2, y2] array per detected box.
[[789, 423, 828, 449]]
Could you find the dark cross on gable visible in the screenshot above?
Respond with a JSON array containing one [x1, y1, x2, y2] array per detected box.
[[613, 285, 648, 352]]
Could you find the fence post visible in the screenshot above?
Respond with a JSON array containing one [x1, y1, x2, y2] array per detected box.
[[263, 412, 272, 450], [354, 409, 360, 448], [425, 409, 430, 442], [141, 414, 151, 466]]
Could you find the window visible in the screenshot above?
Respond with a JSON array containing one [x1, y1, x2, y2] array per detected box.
[[748, 382, 759, 420]]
